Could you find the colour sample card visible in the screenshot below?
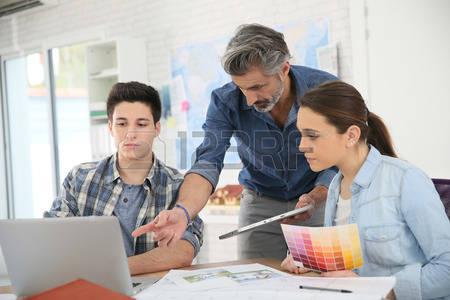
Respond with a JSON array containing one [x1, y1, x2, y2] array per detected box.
[[281, 223, 363, 272]]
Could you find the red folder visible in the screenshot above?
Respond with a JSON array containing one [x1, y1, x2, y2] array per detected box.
[[27, 278, 134, 300]]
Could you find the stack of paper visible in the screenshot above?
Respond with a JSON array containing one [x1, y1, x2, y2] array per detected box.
[[135, 263, 395, 300]]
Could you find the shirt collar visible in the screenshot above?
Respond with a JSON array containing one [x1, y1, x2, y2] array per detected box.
[[352, 145, 382, 189], [285, 99, 300, 127], [104, 152, 159, 189], [146, 157, 159, 188], [102, 154, 120, 185], [290, 66, 308, 99], [239, 87, 253, 110]]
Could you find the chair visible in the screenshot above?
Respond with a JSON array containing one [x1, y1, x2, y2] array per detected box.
[[432, 179, 450, 219]]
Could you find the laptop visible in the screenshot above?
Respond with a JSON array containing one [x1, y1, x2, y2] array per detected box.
[[0, 216, 158, 297]]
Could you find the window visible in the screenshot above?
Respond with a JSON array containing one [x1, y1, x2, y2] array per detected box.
[[4, 53, 55, 218], [51, 44, 91, 180]]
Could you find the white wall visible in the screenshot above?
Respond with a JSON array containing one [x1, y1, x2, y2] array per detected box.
[[351, 0, 450, 178], [1, 0, 447, 179], [0, 88, 7, 219], [0, 0, 354, 84], [0, 0, 353, 182]]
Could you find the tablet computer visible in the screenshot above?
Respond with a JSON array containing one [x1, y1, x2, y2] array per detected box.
[[218, 204, 313, 240]]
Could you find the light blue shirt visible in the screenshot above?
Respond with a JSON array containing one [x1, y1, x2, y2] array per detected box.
[[324, 146, 450, 300], [114, 184, 146, 257]]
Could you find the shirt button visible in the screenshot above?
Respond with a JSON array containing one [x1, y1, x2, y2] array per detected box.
[[123, 198, 128, 203]]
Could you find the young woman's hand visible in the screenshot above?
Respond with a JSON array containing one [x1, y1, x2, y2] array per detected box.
[[281, 253, 310, 274], [321, 270, 358, 277]]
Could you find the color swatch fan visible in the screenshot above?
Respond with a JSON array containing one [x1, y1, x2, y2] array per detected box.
[[281, 223, 363, 272]]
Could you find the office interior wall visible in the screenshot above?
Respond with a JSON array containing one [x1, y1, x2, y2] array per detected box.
[[0, 0, 353, 185], [0, 0, 447, 181], [351, 0, 450, 178], [0, 68, 7, 219]]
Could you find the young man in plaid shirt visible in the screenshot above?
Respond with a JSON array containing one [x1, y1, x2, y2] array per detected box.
[[45, 81, 203, 275]]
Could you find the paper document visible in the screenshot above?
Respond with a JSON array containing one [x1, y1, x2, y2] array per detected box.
[[136, 264, 288, 297], [135, 263, 395, 300], [168, 263, 287, 290], [296, 276, 396, 297]]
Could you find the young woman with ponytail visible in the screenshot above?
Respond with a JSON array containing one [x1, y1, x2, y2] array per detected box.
[[281, 81, 450, 300]]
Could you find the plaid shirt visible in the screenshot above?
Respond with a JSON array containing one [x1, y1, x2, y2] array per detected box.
[[45, 154, 203, 256]]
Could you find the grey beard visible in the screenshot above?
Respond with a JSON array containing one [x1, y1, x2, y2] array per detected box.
[[253, 83, 284, 113], [253, 101, 277, 113]]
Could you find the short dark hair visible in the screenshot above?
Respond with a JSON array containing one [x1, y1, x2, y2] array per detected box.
[[106, 81, 161, 123]]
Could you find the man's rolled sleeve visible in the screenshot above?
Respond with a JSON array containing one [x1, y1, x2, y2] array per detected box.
[[181, 216, 204, 257], [186, 160, 221, 189], [315, 167, 338, 188], [186, 91, 234, 189]]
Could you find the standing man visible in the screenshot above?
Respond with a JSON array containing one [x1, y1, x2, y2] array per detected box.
[[133, 24, 337, 260]]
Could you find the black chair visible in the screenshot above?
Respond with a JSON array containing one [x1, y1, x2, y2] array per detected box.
[[432, 179, 450, 219]]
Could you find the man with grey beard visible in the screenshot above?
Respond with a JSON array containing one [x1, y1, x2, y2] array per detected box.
[[133, 24, 337, 260]]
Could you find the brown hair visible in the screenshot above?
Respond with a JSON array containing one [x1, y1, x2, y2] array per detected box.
[[300, 81, 397, 157], [107, 81, 161, 124]]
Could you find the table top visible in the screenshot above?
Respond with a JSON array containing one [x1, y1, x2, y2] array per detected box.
[[140, 258, 284, 278], [0, 258, 317, 295]]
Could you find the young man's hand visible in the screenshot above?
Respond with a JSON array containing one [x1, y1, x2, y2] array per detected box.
[[132, 207, 188, 247]]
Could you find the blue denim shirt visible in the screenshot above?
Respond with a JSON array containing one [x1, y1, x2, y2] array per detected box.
[[324, 146, 450, 300], [188, 65, 337, 200]]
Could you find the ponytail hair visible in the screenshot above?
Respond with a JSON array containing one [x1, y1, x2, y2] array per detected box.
[[367, 112, 397, 157], [300, 81, 397, 157]]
